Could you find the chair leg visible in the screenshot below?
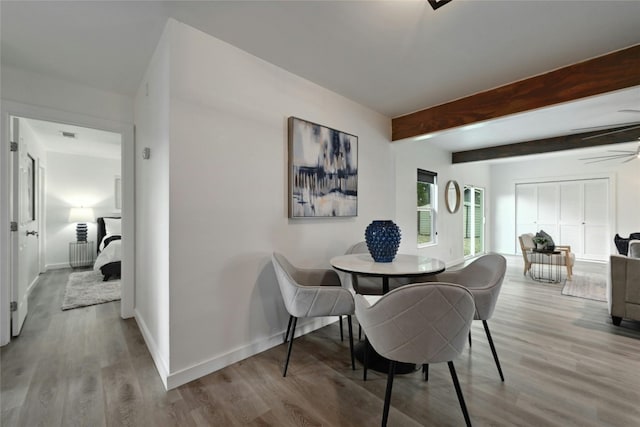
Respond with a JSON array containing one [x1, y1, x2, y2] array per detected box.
[[363, 336, 369, 381], [339, 315, 344, 342], [283, 317, 298, 377], [422, 364, 429, 381], [284, 315, 294, 343], [359, 324, 362, 341], [482, 320, 504, 382], [612, 316, 622, 326], [347, 315, 355, 370], [448, 361, 472, 427], [381, 360, 396, 427], [468, 330, 472, 347]]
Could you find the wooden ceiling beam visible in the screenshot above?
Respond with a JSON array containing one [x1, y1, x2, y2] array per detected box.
[[392, 44, 640, 141], [451, 124, 640, 164]]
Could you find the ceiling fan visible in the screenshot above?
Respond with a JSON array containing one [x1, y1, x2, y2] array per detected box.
[[579, 142, 640, 164], [577, 121, 640, 164]]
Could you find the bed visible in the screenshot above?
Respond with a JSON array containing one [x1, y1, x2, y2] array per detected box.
[[94, 216, 121, 281]]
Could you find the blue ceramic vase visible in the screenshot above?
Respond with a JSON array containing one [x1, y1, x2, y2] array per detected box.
[[365, 220, 401, 262]]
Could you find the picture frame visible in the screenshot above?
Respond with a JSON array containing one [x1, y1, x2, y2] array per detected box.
[[288, 117, 358, 218]]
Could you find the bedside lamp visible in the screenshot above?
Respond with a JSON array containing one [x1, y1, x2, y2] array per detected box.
[[68, 207, 95, 242]]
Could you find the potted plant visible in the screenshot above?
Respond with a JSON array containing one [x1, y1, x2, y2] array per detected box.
[[533, 236, 548, 250]]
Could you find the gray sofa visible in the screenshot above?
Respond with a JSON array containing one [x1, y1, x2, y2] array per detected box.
[[609, 240, 640, 326]]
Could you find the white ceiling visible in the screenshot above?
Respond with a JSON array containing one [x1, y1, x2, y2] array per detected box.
[[23, 117, 121, 160], [2, 0, 640, 156]]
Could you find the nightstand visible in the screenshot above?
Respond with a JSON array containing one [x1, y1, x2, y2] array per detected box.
[[69, 241, 95, 268]]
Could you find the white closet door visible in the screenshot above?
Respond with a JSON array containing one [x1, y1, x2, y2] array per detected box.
[[515, 184, 537, 252], [583, 179, 609, 261], [536, 183, 559, 238], [559, 181, 583, 255], [516, 178, 610, 261]]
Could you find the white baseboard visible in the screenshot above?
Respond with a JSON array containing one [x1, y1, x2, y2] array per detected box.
[[45, 262, 70, 270], [26, 274, 41, 296], [165, 317, 335, 390], [134, 309, 170, 390]]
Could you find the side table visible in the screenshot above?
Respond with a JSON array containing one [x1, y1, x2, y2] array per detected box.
[[69, 241, 95, 268], [530, 249, 562, 283]]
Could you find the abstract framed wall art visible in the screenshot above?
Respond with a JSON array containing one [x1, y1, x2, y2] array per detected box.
[[288, 117, 358, 218]]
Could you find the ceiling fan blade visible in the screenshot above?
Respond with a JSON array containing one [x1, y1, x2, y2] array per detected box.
[[583, 156, 632, 164], [579, 153, 632, 161], [573, 121, 640, 132], [580, 157, 630, 164], [582, 124, 640, 141], [578, 154, 635, 163]]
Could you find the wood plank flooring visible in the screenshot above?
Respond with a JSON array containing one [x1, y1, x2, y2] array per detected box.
[[2, 258, 639, 426]]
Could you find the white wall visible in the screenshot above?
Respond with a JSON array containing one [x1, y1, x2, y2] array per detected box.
[[45, 151, 120, 269], [393, 139, 491, 266], [490, 151, 640, 255], [136, 20, 394, 388], [133, 26, 172, 385], [1, 66, 132, 124]]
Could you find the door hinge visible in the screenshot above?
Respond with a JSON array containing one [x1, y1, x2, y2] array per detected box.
[[10, 141, 18, 152], [10, 222, 18, 232], [10, 301, 17, 312]]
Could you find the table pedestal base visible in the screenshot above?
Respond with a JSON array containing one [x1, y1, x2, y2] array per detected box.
[[354, 341, 416, 374]]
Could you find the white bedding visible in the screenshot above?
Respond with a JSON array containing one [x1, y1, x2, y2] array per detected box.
[[94, 238, 121, 272], [99, 233, 119, 251]]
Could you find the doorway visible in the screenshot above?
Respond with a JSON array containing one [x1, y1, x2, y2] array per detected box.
[[463, 185, 485, 258], [1, 101, 134, 346]]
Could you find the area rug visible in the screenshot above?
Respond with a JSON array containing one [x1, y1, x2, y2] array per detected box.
[[61, 270, 121, 310], [561, 272, 607, 302]]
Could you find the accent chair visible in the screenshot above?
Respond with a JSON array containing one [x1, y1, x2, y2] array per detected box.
[[519, 233, 574, 280], [614, 233, 640, 256]]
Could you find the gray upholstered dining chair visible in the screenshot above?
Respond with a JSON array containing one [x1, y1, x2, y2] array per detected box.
[[418, 253, 507, 382], [355, 283, 476, 427], [272, 252, 355, 377]]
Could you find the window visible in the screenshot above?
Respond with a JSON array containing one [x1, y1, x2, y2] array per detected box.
[[463, 185, 485, 257], [417, 169, 437, 246]]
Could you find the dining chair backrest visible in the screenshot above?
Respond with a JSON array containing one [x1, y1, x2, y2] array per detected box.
[[272, 252, 354, 318], [420, 253, 506, 321], [355, 283, 475, 364]]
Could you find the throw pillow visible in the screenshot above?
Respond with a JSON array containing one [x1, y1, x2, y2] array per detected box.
[[536, 230, 555, 251], [104, 217, 121, 236]]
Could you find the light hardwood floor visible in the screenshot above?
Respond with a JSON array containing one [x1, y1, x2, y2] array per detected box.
[[2, 257, 639, 426]]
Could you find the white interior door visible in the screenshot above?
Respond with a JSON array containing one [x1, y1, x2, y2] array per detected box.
[[583, 179, 609, 261], [515, 183, 537, 252], [10, 117, 40, 336], [559, 181, 583, 254], [536, 183, 559, 237]]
